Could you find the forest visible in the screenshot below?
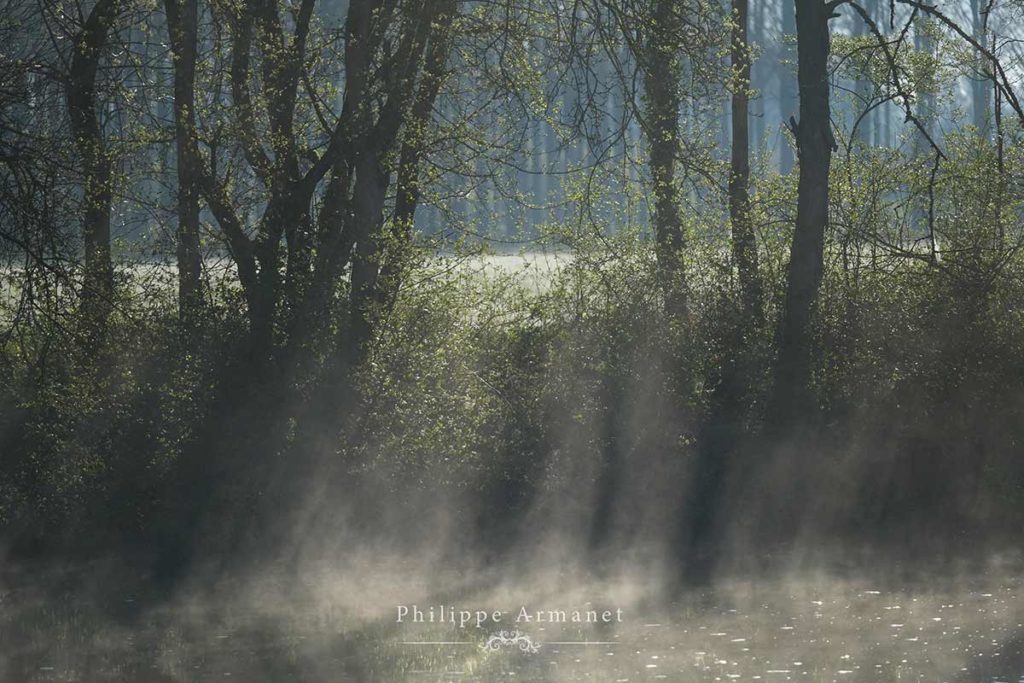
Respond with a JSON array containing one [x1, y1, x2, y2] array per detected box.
[[1, 0, 1024, 679]]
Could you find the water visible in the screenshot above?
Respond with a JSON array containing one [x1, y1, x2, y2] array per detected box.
[[4, 568, 1024, 682]]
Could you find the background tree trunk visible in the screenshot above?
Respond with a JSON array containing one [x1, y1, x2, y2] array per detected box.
[[729, 0, 761, 322], [970, 0, 990, 137], [645, 0, 686, 317], [852, 0, 871, 145], [779, 0, 797, 173], [164, 0, 204, 333], [67, 0, 122, 336]]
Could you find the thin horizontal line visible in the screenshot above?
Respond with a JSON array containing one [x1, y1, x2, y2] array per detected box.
[[401, 640, 619, 646]]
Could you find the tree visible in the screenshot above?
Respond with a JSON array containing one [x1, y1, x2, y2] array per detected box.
[[769, 0, 838, 430], [179, 0, 459, 372], [644, 0, 688, 317], [67, 0, 123, 336], [969, 0, 990, 136], [164, 0, 203, 332], [779, 0, 797, 173], [729, 0, 761, 322]]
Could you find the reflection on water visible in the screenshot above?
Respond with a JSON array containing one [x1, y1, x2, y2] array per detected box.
[[4, 571, 1024, 682]]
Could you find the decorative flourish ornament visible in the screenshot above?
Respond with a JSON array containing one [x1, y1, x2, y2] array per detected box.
[[481, 630, 540, 654]]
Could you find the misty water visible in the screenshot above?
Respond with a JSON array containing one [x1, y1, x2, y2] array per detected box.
[[5, 559, 1024, 682]]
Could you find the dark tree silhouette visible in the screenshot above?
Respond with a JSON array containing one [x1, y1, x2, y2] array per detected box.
[[769, 0, 839, 431]]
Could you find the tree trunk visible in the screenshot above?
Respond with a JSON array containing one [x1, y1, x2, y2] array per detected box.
[[970, 0, 990, 137], [67, 0, 121, 335], [164, 0, 204, 332], [852, 0, 871, 145], [729, 0, 762, 322], [375, 7, 456, 319], [347, 153, 389, 362], [645, 0, 686, 317], [910, 16, 937, 235], [770, 0, 835, 431], [913, 18, 935, 149], [680, 1, 763, 584], [779, 0, 797, 173]]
